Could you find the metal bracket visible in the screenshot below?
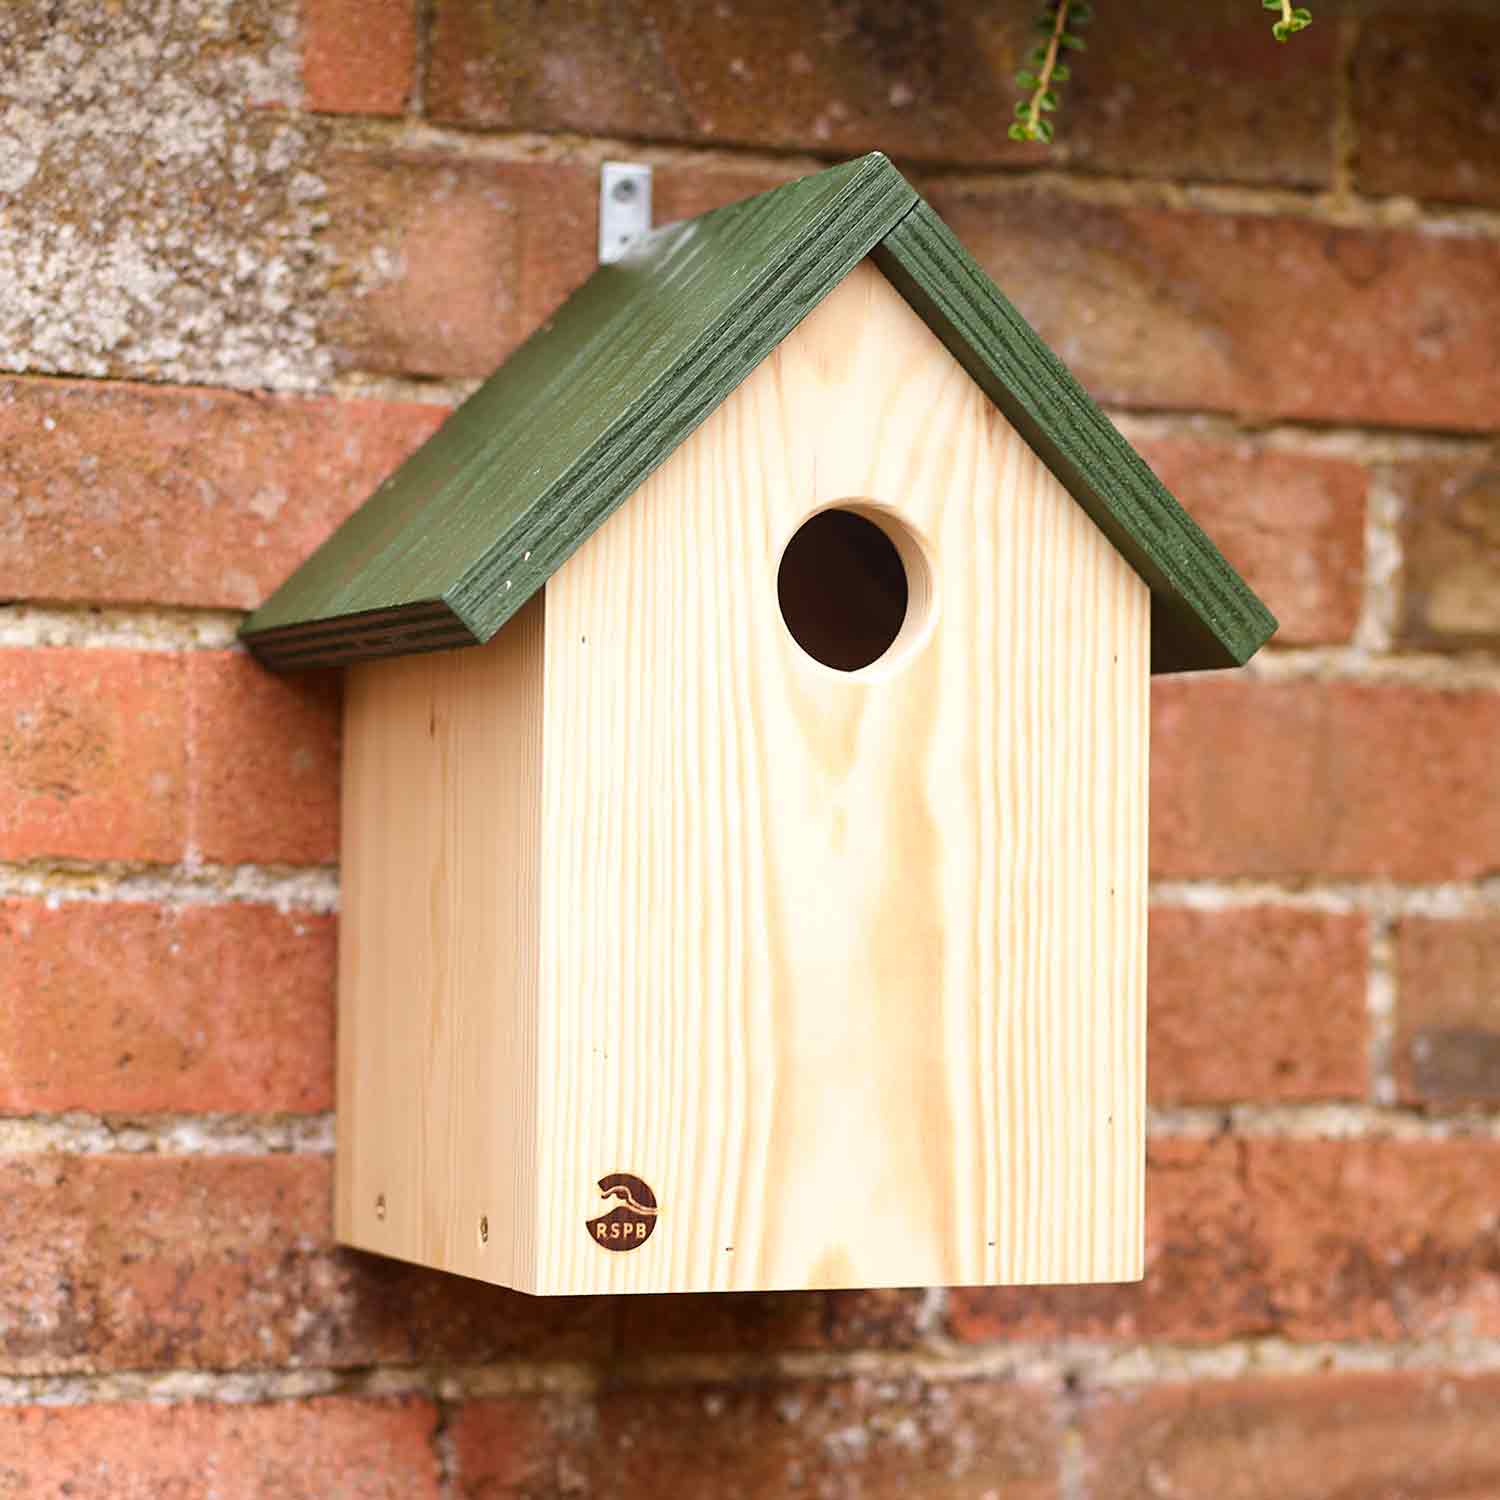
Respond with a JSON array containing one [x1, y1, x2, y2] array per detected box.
[[598, 162, 653, 265]]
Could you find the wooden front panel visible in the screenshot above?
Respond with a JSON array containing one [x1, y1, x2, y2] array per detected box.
[[533, 260, 1149, 1295]]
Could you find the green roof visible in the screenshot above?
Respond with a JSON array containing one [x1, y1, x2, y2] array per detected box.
[[242, 153, 1275, 674]]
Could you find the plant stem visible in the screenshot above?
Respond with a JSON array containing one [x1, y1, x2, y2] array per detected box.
[[1275, 0, 1294, 26], [1024, 0, 1071, 140]]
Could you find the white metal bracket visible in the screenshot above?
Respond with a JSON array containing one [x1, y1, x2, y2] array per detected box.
[[598, 162, 653, 265]]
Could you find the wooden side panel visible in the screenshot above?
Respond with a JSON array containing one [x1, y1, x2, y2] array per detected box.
[[336, 596, 545, 1286], [533, 259, 1149, 1295]]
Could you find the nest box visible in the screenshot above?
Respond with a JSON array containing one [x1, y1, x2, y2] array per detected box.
[[243, 154, 1274, 1297]]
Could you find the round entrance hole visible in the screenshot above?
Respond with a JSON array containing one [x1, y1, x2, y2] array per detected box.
[[776, 506, 932, 674]]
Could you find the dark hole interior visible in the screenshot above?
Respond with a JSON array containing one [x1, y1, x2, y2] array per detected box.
[[776, 509, 909, 672]]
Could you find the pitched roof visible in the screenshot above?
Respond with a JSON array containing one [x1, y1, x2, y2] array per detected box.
[[241, 153, 1275, 674]]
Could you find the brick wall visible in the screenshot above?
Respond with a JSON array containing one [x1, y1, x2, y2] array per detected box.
[[4, 1, 1499, 1494]]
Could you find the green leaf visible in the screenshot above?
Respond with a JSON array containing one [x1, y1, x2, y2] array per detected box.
[[1014, 99, 1033, 118], [1034, 117, 1055, 143], [1070, 2, 1095, 24], [1291, 7, 1313, 22], [1051, 63, 1071, 82], [1059, 31, 1086, 50], [1008, 122, 1031, 141], [1014, 68, 1038, 88], [1262, 0, 1281, 9], [1039, 89, 1059, 110], [1028, 44, 1049, 66]]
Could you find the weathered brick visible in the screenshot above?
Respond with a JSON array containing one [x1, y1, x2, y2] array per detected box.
[[303, 0, 416, 115], [1355, 8, 1500, 209], [426, 0, 1335, 187], [950, 1139, 1263, 1346], [1245, 1137, 1500, 1341], [0, 377, 446, 610], [1391, 457, 1500, 651], [0, 900, 333, 1114], [1084, 1371, 1500, 1500], [1151, 679, 1500, 881], [188, 653, 340, 866], [453, 1379, 1059, 1500], [0, 1155, 611, 1373], [1396, 916, 1500, 1108], [0, 0, 329, 393], [323, 151, 522, 378], [0, 651, 339, 868], [616, 1288, 930, 1357], [953, 1138, 1500, 1345], [324, 154, 596, 378], [1149, 907, 1367, 1106], [0, 1397, 438, 1499], [1135, 438, 1365, 645], [0, 650, 185, 863], [930, 188, 1500, 432]]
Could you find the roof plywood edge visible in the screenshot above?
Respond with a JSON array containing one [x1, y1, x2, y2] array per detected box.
[[241, 153, 917, 672], [871, 203, 1277, 674]]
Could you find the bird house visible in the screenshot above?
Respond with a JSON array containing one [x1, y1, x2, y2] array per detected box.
[[242, 154, 1275, 1297]]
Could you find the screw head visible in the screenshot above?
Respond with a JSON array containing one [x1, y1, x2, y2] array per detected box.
[[375, 1193, 386, 1221], [478, 1215, 490, 1244], [611, 177, 638, 203]]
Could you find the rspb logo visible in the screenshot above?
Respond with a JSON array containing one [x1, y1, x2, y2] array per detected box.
[[586, 1172, 658, 1252]]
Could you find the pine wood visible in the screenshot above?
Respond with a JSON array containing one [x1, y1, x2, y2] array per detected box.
[[871, 202, 1276, 674], [241, 153, 1272, 677], [337, 594, 545, 1284], [337, 260, 1149, 1295]]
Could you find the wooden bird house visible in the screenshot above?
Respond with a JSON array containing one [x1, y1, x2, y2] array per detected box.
[[242, 154, 1275, 1297]]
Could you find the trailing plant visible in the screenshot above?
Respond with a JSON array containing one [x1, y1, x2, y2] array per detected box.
[[1010, 1, 1313, 146], [1008, 0, 1091, 145], [1264, 0, 1313, 41]]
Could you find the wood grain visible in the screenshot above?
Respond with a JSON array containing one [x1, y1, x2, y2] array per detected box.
[[242, 153, 1270, 677], [872, 201, 1276, 673], [531, 259, 1149, 1294], [242, 153, 916, 670], [336, 595, 545, 1285]]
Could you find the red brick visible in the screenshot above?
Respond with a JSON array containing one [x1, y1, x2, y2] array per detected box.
[[953, 1138, 1500, 1346], [1391, 458, 1500, 651], [950, 1139, 1264, 1346], [1149, 907, 1367, 1106], [426, 0, 1335, 187], [0, 900, 333, 1113], [454, 1379, 1059, 1500], [1151, 679, 1500, 881], [1082, 1371, 1500, 1500], [304, 0, 416, 115], [188, 653, 340, 866], [0, 378, 446, 610], [0, 1397, 438, 1499], [1355, 9, 1500, 209], [615, 1288, 930, 1356], [0, 650, 185, 863], [1135, 438, 1365, 645], [324, 154, 598, 378], [0, 1155, 610, 1373], [1396, 915, 1500, 1108], [930, 188, 1500, 432], [1245, 1137, 1500, 1341]]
